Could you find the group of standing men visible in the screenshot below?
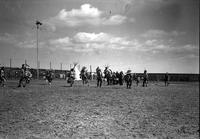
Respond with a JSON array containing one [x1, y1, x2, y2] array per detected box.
[[0, 64, 170, 88], [95, 66, 150, 89]]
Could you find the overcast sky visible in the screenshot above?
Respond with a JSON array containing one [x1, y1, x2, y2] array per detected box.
[[0, 0, 199, 73]]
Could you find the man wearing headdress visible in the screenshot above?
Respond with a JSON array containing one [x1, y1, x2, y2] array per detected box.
[[96, 66, 103, 87]]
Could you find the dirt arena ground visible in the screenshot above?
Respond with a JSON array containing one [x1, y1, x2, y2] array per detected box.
[[0, 80, 199, 139]]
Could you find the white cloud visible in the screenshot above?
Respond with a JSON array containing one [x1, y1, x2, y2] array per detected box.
[[50, 37, 71, 45], [145, 39, 158, 46], [141, 29, 186, 38], [47, 4, 127, 27], [74, 32, 110, 43], [49, 32, 181, 52], [182, 44, 198, 51], [49, 32, 137, 52], [102, 15, 127, 25], [17, 40, 46, 49], [58, 4, 102, 18], [0, 33, 18, 44]]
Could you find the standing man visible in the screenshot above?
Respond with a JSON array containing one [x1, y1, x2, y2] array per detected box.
[[46, 70, 53, 85], [96, 66, 103, 87], [67, 67, 76, 87], [0, 67, 6, 87], [119, 71, 124, 85], [164, 72, 169, 86], [142, 70, 148, 87], [125, 70, 132, 89], [18, 64, 26, 87]]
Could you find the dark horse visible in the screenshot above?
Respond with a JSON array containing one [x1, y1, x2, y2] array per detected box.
[[124, 71, 132, 89], [96, 67, 103, 87], [142, 70, 148, 87], [104, 67, 112, 85], [80, 67, 89, 86]]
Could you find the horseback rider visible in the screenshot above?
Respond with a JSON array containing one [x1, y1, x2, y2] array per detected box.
[[0, 66, 6, 87], [96, 66, 103, 87]]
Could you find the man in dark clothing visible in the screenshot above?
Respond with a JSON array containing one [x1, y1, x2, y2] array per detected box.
[[0, 67, 6, 87], [96, 67, 103, 87], [46, 70, 53, 85], [142, 70, 148, 87], [18, 64, 26, 87], [119, 71, 124, 85], [164, 72, 169, 86], [124, 70, 132, 89]]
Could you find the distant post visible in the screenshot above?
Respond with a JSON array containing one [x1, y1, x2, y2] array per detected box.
[[35, 20, 42, 79], [90, 65, 92, 80], [9, 58, 12, 68], [9, 58, 12, 79], [49, 61, 51, 69]]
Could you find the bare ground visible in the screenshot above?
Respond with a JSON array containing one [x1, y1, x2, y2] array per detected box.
[[0, 80, 199, 139]]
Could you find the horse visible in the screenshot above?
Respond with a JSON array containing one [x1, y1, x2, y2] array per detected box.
[[104, 68, 112, 85], [142, 70, 148, 87], [124, 73, 132, 89], [96, 68, 103, 87]]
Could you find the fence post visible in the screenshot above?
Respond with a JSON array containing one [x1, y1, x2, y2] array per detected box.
[[9, 58, 12, 79], [9, 58, 12, 68], [90, 65, 92, 80]]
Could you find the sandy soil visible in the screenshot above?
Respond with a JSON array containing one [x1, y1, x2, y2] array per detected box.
[[0, 80, 199, 139]]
